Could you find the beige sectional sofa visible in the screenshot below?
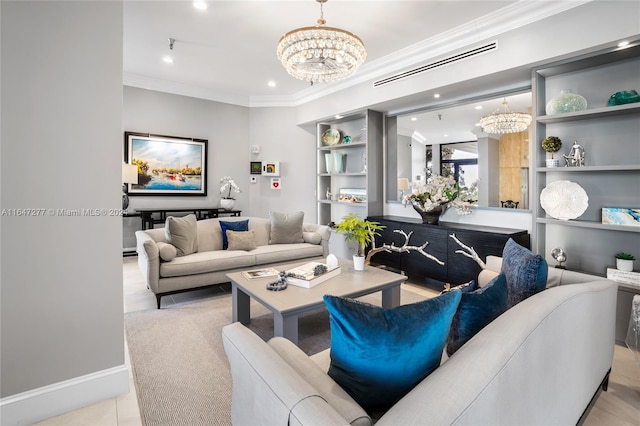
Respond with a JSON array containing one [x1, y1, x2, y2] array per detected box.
[[222, 256, 617, 425], [135, 215, 331, 308]]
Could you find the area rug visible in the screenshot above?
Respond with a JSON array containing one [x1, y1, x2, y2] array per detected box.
[[124, 288, 427, 426]]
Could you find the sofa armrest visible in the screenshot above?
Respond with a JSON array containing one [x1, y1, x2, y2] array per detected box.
[[221, 323, 349, 425], [303, 223, 332, 257], [135, 230, 160, 293]]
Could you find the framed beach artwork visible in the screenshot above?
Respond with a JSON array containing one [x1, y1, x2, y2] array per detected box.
[[124, 132, 208, 196]]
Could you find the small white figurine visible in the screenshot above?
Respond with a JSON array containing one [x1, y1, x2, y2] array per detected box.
[[564, 141, 585, 167]]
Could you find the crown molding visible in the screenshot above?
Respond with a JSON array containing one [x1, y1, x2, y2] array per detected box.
[[128, 0, 591, 108]]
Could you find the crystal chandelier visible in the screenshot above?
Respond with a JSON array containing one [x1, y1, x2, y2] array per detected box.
[[276, 0, 366, 84], [479, 98, 532, 134]]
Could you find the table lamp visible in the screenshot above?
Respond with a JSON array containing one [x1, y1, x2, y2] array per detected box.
[[122, 163, 139, 211], [397, 178, 410, 201]]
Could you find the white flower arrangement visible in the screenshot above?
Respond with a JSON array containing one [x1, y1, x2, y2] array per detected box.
[[220, 176, 241, 199], [402, 175, 477, 215]]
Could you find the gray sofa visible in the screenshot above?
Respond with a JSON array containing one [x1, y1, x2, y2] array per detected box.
[[136, 216, 331, 308], [222, 256, 617, 425]]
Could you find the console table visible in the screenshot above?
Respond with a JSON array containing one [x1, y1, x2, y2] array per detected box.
[[135, 207, 241, 230], [367, 216, 530, 287]]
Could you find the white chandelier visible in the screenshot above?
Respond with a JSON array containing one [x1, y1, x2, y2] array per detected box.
[[276, 0, 366, 84], [479, 98, 532, 134]]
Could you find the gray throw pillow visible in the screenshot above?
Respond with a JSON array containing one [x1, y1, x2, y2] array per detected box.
[[156, 241, 177, 261], [226, 229, 257, 251], [165, 214, 198, 256], [269, 211, 304, 244]]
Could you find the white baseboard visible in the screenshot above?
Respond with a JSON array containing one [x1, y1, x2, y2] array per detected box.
[[0, 364, 129, 425]]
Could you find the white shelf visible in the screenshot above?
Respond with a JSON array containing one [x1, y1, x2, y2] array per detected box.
[[536, 218, 640, 233], [536, 165, 640, 172], [318, 141, 366, 151], [536, 102, 640, 124]]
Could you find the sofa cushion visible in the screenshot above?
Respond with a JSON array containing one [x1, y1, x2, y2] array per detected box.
[[156, 242, 177, 262], [159, 250, 255, 278], [220, 219, 249, 250], [227, 229, 257, 251], [302, 231, 322, 245], [165, 214, 198, 256], [502, 238, 548, 307], [446, 273, 508, 356], [269, 211, 304, 244], [268, 337, 372, 426], [323, 291, 462, 411], [253, 243, 324, 265]]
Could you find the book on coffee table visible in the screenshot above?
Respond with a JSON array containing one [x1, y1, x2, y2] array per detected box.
[[286, 261, 341, 288], [242, 267, 280, 280]]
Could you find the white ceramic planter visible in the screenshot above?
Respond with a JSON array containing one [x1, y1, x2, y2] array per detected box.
[[353, 255, 365, 271], [220, 198, 235, 210], [616, 258, 634, 272], [546, 159, 560, 168]]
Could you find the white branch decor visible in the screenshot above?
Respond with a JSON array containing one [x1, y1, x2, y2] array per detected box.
[[450, 233, 486, 269], [366, 229, 445, 266]]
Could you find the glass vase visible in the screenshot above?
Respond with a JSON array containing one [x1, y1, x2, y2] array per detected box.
[[546, 89, 587, 115], [324, 153, 334, 174], [333, 152, 344, 173]]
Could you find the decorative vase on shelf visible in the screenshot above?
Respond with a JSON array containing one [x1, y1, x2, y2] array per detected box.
[[546, 89, 588, 115], [617, 258, 634, 272], [412, 204, 446, 225], [220, 198, 235, 210], [333, 152, 344, 173], [324, 153, 334, 174]]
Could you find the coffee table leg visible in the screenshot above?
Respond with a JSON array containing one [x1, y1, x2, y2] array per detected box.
[[232, 282, 250, 324], [382, 283, 401, 309], [274, 313, 298, 345]]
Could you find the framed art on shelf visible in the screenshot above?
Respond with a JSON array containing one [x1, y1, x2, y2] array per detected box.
[[124, 132, 208, 196]]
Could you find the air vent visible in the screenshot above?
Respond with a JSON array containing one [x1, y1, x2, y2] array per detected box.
[[373, 41, 498, 88]]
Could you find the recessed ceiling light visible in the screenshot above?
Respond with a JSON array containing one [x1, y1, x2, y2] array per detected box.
[[475, 105, 483, 110], [443, 134, 449, 137], [162, 56, 174, 64], [410, 117, 417, 121], [335, 115, 343, 120], [618, 40, 630, 48], [267, 81, 276, 88], [434, 93, 441, 99], [475, 123, 481, 127], [193, 1, 207, 11]]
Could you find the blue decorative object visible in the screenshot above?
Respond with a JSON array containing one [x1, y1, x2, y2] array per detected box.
[[607, 90, 640, 106], [219, 219, 249, 250], [446, 273, 508, 356], [501, 238, 548, 308], [323, 291, 462, 411]]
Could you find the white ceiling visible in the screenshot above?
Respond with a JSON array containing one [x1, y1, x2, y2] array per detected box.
[[123, 1, 583, 107]]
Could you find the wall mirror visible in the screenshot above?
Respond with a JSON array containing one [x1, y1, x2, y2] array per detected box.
[[387, 91, 532, 209]]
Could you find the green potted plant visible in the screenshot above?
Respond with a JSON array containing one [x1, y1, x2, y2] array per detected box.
[[542, 136, 562, 167], [615, 252, 635, 272], [334, 213, 385, 270]]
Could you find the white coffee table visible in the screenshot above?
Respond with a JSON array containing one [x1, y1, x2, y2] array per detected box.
[[227, 258, 407, 344]]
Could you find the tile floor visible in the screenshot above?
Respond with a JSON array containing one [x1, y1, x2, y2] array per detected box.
[[34, 257, 640, 425]]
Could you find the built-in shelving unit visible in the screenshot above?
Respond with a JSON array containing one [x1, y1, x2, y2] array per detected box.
[[532, 44, 640, 343], [316, 110, 383, 226], [532, 44, 640, 277]]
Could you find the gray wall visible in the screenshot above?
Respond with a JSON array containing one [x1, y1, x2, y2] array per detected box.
[[123, 86, 250, 213], [1, 0, 124, 398], [123, 88, 318, 222], [248, 107, 316, 220]]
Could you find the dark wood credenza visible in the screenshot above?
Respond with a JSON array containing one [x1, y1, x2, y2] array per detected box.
[[367, 216, 530, 287]]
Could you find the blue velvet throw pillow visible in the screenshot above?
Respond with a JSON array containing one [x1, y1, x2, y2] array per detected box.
[[501, 238, 548, 308], [219, 219, 249, 250], [324, 291, 462, 411], [446, 273, 508, 356]]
